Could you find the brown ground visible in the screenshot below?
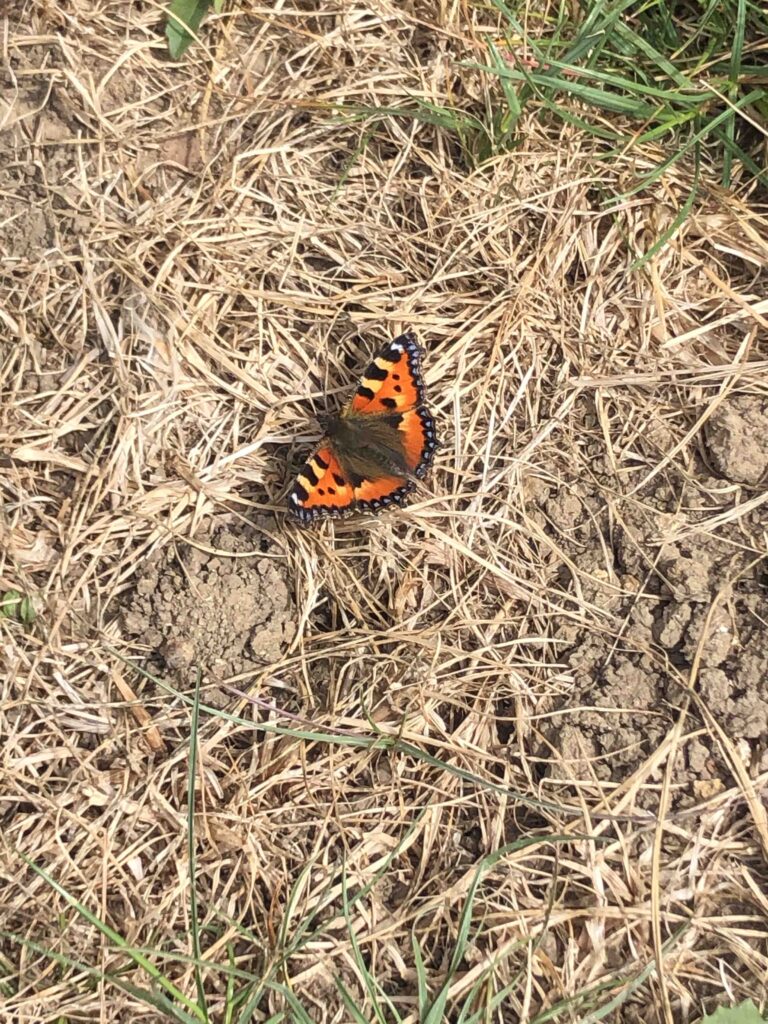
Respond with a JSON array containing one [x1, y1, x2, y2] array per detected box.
[[537, 397, 768, 803], [1, 3, 768, 1023]]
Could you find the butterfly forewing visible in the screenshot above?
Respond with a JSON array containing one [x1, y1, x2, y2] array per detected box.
[[348, 332, 426, 414]]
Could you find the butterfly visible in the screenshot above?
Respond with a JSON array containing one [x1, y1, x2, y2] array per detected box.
[[288, 331, 438, 524]]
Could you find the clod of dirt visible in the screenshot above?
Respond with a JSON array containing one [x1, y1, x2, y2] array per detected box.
[[707, 395, 768, 485], [656, 602, 732, 667], [0, 200, 54, 260], [659, 542, 717, 602], [120, 522, 295, 679], [698, 667, 768, 739], [552, 654, 669, 786]]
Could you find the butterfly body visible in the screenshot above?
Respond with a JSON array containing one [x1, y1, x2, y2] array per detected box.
[[288, 332, 438, 524]]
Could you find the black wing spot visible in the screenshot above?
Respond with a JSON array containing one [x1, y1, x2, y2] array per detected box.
[[292, 482, 309, 503], [365, 363, 388, 382], [381, 397, 397, 409], [356, 385, 375, 401], [314, 453, 329, 470], [333, 473, 346, 487]]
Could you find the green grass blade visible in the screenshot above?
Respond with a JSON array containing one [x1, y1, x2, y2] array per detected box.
[[626, 107, 701, 147], [470, 57, 708, 109], [487, 39, 522, 131], [487, 0, 523, 34], [274, 860, 313, 955], [264, 981, 315, 1023], [581, 928, 691, 1023], [166, 0, 212, 59], [187, 668, 208, 1018], [620, 87, 764, 196], [335, 978, 377, 1024], [1, 930, 202, 1024], [529, 925, 690, 1023], [333, 101, 484, 136], [412, 934, 430, 1018], [459, 974, 526, 1024], [330, 127, 374, 200], [712, 123, 768, 186], [19, 855, 206, 1020], [420, 856, 494, 1023], [339, 866, 399, 1023], [223, 945, 236, 1024], [236, 986, 271, 1024], [629, 151, 700, 272], [421, 837, 569, 1022], [723, 0, 748, 186], [611, 22, 694, 87]]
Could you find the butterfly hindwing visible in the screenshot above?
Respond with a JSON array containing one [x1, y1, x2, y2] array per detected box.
[[396, 406, 438, 477], [288, 445, 355, 524], [349, 331, 426, 414], [353, 474, 414, 513]]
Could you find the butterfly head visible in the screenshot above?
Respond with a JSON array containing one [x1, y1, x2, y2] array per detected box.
[[316, 409, 336, 436]]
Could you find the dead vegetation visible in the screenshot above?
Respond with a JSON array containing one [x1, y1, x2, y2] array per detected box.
[[1, 2, 767, 1022]]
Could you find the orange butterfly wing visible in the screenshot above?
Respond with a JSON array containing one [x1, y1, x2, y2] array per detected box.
[[353, 473, 414, 513], [349, 331, 438, 483]]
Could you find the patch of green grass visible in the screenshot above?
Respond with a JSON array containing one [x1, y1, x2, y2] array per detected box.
[[0, 795, 686, 1021], [4, 796, 426, 1020], [702, 1001, 767, 1024], [1, 588, 36, 625], [2, 660, 614, 1021], [333, 841, 689, 1024], [329, 99, 496, 172], [333, 0, 767, 191], [472, 0, 768, 188], [335, 837, 545, 1023]]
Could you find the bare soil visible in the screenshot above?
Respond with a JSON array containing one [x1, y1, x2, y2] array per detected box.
[[536, 394, 768, 805], [120, 520, 296, 685]]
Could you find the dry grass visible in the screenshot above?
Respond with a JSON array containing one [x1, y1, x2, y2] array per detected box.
[[2, 2, 768, 1022]]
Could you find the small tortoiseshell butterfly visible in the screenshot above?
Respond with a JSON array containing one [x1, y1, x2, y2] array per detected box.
[[288, 331, 438, 524]]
